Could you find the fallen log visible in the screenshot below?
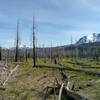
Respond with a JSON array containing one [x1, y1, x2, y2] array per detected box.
[[36, 64, 100, 76], [58, 70, 88, 100], [64, 87, 88, 100], [0, 86, 6, 90]]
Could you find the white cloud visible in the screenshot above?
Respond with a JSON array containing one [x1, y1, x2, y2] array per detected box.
[[1, 0, 100, 47]]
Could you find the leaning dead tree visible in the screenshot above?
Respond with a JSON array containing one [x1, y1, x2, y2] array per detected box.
[[32, 16, 36, 67], [15, 20, 19, 62]]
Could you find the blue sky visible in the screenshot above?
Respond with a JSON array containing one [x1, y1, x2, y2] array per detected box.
[[0, 0, 100, 47]]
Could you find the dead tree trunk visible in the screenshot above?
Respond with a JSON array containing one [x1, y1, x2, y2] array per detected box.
[[50, 42, 52, 62], [25, 47, 28, 62], [0, 46, 2, 61], [15, 20, 19, 62], [95, 47, 98, 62], [33, 16, 36, 67]]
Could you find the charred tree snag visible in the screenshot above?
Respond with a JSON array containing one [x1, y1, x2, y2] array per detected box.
[[25, 47, 28, 62], [32, 16, 36, 67], [15, 20, 19, 62], [0, 46, 2, 61]]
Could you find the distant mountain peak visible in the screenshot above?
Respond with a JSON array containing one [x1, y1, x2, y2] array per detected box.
[[76, 33, 100, 44]]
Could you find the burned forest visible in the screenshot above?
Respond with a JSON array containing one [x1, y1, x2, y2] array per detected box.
[[0, 0, 100, 100]]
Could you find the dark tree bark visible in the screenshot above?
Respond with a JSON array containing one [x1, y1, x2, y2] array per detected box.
[[0, 46, 2, 61], [15, 20, 19, 62], [25, 48, 28, 62], [95, 48, 98, 62], [33, 16, 36, 67]]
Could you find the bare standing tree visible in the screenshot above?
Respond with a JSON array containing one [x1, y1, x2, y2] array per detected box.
[[25, 47, 28, 62], [0, 46, 2, 61], [15, 19, 19, 62], [32, 16, 36, 67], [95, 47, 98, 62], [50, 42, 52, 62], [70, 35, 73, 58]]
